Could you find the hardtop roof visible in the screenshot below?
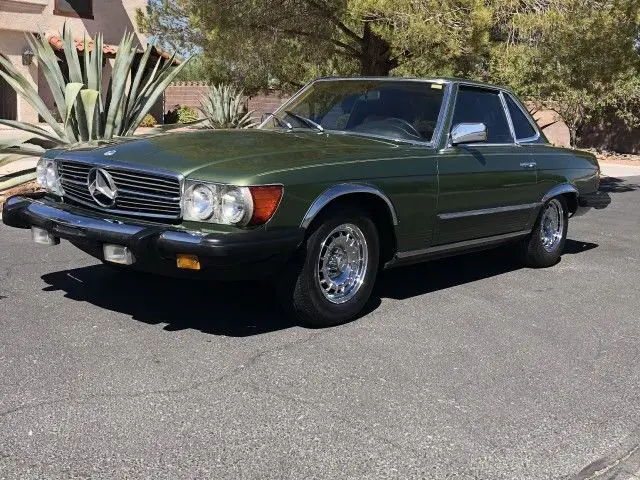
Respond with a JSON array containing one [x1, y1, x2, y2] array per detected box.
[[313, 76, 512, 92]]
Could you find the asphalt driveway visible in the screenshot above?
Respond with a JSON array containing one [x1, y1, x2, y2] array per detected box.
[[1, 176, 639, 479]]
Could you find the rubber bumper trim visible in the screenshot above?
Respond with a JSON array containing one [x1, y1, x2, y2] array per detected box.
[[2, 195, 305, 262]]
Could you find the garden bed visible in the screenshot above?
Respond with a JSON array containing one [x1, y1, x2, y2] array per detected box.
[[585, 149, 640, 165]]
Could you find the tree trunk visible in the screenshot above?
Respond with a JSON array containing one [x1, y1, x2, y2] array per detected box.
[[569, 126, 578, 148], [359, 22, 396, 76]]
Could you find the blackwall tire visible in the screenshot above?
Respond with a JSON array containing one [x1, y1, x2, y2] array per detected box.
[[522, 196, 569, 268], [276, 206, 380, 328]]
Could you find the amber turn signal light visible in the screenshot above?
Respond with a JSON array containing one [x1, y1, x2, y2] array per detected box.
[[248, 185, 283, 225], [176, 254, 201, 270]]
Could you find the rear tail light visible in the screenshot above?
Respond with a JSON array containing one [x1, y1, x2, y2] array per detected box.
[[248, 185, 283, 225]]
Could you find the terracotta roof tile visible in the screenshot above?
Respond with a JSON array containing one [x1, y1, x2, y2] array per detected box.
[[47, 34, 117, 55], [46, 35, 181, 65]]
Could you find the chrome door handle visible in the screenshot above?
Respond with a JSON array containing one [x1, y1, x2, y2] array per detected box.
[[520, 161, 537, 169]]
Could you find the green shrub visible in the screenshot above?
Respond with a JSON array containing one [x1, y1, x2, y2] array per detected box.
[[164, 105, 199, 124], [177, 105, 199, 124], [139, 113, 158, 127]]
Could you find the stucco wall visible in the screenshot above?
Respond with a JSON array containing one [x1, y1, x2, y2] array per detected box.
[[0, 0, 146, 122], [0, 29, 39, 122], [0, 0, 146, 45]]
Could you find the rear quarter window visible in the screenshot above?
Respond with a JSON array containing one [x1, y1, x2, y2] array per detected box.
[[505, 94, 537, 140]]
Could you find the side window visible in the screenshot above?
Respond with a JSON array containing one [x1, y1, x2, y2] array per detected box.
[[505, 94, 537, 140], [54, 0, 93, 19], [452, 87, 513, 144]]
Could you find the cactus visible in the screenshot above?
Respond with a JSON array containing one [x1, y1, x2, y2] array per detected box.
[[199, 84, 257, 129], [0, 25, 190, 144]]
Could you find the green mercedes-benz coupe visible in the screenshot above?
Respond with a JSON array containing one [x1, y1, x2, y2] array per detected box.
[[3, 77, 610, 326]]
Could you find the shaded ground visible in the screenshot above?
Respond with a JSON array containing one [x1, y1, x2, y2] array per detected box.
[[1, 177, 639, 479]]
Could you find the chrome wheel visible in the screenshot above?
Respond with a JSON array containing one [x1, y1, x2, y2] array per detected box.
[[540, 198, 564, 253], [316, 223, 369, 304]]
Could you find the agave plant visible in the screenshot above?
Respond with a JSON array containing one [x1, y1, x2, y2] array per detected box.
[[0, 25, 190, 144], [0, 135, 56, 191], [0, 134, 59, 167], [199, 84, 257, 129]]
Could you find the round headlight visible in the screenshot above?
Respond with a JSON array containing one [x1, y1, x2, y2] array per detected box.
[[36, 161, 47, 188], [186, 184, 215, 220], [182, 181, 256, 225], [45, 164, 57, 189], [221, 188, 247, 224], [36, 158, 63, 195]]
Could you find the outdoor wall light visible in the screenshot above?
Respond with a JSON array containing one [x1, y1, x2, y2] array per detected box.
[[22, 47, 35, 66]]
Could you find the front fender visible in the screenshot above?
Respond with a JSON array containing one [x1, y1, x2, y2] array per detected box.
[[300, 183, 399, 229]]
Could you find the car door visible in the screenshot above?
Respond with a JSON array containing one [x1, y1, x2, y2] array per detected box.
[[502, 91, 557, 206], [434, 85, 539, 245]]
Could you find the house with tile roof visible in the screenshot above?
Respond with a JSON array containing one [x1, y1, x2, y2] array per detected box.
[[0, 0, 148, 124]]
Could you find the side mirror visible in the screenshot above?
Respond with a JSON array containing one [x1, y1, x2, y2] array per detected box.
[[451, 122, 487, 145]]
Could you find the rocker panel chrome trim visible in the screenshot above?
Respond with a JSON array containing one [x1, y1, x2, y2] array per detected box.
[[395, 230, 529, 260]]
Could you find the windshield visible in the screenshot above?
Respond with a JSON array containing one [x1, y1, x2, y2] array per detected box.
[[261, 79, 446, 142]]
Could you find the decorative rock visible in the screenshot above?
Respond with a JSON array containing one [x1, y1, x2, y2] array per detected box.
[[0, 181, 40, 212], [525, 103, 571, 148]]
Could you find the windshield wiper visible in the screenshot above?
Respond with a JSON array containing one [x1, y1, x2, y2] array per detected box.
[[284, 110, 324, 132], [276, 117, 293, 129], [264, 112, 293, 129]]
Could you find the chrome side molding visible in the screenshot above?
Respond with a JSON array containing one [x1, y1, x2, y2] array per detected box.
[[300, 183, 399, 229], [438, 202, 540, 220]]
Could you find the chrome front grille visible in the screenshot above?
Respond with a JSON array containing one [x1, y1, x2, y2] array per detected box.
[[57, 159, 182, 220]]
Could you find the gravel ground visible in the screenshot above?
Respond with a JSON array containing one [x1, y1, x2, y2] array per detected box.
[[1, 176, 639, 479]]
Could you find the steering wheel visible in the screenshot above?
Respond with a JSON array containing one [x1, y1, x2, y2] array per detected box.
[[384, 118, 422, 138]]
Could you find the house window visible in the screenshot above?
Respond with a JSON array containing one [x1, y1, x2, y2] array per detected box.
[[0, 56, 18, 120], [54, 0, 93, 19]]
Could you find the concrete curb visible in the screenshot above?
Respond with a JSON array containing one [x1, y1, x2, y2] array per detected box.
[[599, 162, 640, 178]]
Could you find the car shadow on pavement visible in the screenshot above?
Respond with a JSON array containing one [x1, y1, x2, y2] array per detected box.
[[41, 266, 295, 337], [40, 239, 597, 335], [375, 239, 598, 301], [600, 176, 640, 193]]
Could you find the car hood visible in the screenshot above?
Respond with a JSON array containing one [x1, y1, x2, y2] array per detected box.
[[54, 129, 406, 184]]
